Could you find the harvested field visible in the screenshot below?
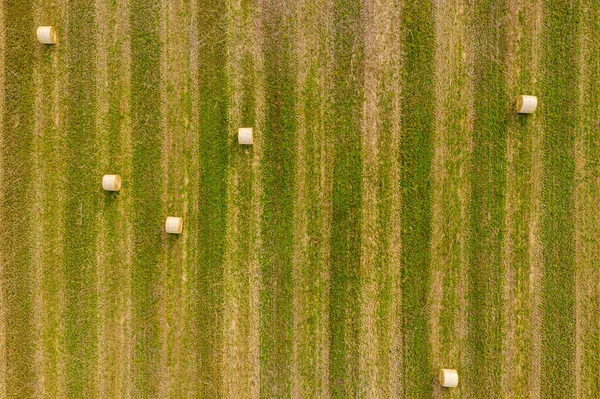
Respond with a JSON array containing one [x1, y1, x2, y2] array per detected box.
[[0, 0, 598, 398]]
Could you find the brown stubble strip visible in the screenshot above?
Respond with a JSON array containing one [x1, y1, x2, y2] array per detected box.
[[358, 0, 404, 397], [0, 0, 6, 394], [358, 0, 381, 395], [526, 1, 543, 398], [248, 0, 265, 395], [429, 0, 473, 397], [162, 0, 196, 396], [32, 0, 69, 396], [94, 0, 111, 395], [51, 1, 68, 397], [290, 0, 334, 396], [500, 0, 523, 397], [32, 3, 47, 397], [185, 0, 201, 395], [157, 0, 170, 396], [383, 1, 404, 396], [94, 0, 134, 396], [115, 0, 133, 397], [222, 0, 265, 396], [501, 0, 545, 397]]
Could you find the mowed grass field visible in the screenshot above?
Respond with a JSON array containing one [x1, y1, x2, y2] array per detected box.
[[0, 0, 599, 398]]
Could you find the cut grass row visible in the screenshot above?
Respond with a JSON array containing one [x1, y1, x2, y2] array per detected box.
[[399, 1, 435, 397], [575, 1, 600, 398], [290, 1, 335, 398], [221, 0, 264, 396], [130, 0, 163, 396], [429, 1, 473, 398], [500, 0, 542, 397], [258, 1, 296, 397], [3, 1, 600, 398], [32, 0, 69, 397], [468, 1, 509, 398], [1, 1, 35, 397], [329, 0, 363, 396], [64, 0, 100, 396], [160, 0, 198, 395], [540, 2, 579, 398], [358, 0, 404, 397], [95, 0, 133, 396], [195, 0, 228, 397]]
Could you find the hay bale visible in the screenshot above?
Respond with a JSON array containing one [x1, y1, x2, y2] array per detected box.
[[37, 26, 57, 44], [439, 369, 459, 388], [238, 127, 253, 145], [165, 217, 183, 234], [102, 174, 122, 192], [517, 95, 537, 114]]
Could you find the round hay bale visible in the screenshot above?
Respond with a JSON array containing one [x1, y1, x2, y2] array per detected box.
[[165, 217, 183, 234], [102, 174, 122, 192], [439, 369, 459, 388], [238, 127, 254, 145], [516, 95, 537, 114], [37, 26, 57, 44]]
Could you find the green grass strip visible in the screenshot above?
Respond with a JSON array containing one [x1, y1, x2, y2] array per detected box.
[[1, 1, 35, 397], [130, 1, 163, 397], [195, 0, 228, 396], [329, 0, 363, 396], [36, 5, 68, 397], [467, 2, 509, 398], [399, 1, 434, 397], [505, 4, 538, 396], [63, 1, 100, 397], [259, 6, 296, 399], [539, 2, 579, 398], [577, 2, 600, 397]]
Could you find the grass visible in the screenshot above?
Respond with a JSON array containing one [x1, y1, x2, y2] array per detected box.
[[399, 1, 434, 397], [329, 0, 363, 396], [1, 1, 35, 397], [63, 0, 101, 396], [540, 2, 579, 398], [130, 0, 162, 396], [467, 1, 508, 397], [258, 3, 296, 398], [1, 0, 600, 398], [195, 0, 228, 396], [576, 2, 600, 397]]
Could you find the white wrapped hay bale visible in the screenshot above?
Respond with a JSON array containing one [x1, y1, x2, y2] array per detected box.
[[102, 174, 122, 192], [165, 217, 183, 234], [37, 26, 57, 44], [516, 95, 537, 114], [439, 369, 459, 388], [238, 127, 253, 145]]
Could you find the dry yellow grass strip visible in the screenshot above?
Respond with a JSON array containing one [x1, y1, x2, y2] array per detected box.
[[32, 5, 46, 397], [222, 0, 265, 397], [115, 1, 133, 397], [94, 0, 112, 396], [358, 0, 404, 397], [157, 0, 170, 396], [500, 1, 521, 397], [526, 2, 543, 398], [500, 0, 544, 397], [94, 0, 133, 397], [0, 1, 6, 397], [160, 0, 198, 396], [31, 2, 69, 398], [290, 0, 334, 397], [429, 1, 473, 398]]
